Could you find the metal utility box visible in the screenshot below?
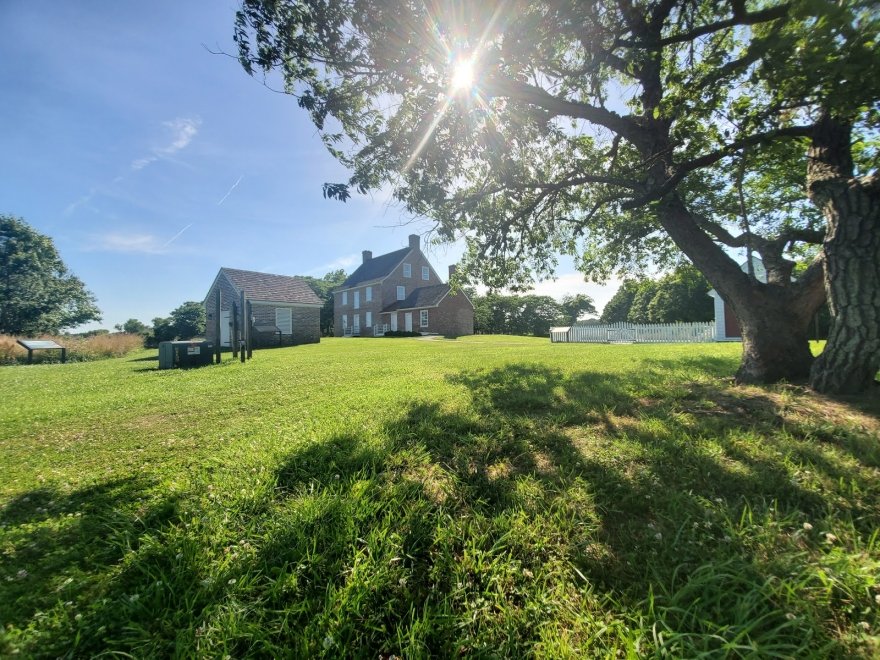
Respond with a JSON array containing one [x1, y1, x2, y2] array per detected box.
[[158, 340, 214, 369]]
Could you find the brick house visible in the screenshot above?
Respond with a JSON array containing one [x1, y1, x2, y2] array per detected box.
[[333, 234, 474, 337], [204, 268, 323, 348]]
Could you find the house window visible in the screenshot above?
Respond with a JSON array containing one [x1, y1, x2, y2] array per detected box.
[[422, 266, 429, 280], [366, 311, 372, 327], [397, 286, 405, 301], [354, 291, 360, 309], [342, 314, 348, 328], [353, 313, 360, 330], [276, 308, 292, 335], [365, 286, 372, 302], [420, 309, 429, 327], [342, 291, 348, 305], [403, 263, 412, 278]]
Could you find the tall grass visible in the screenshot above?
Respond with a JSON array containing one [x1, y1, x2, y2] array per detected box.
[[0, 333, 144, 364]]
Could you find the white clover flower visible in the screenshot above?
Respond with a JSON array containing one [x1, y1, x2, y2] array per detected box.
[[654, 532, 663, 540], [228, 578, 237, 585], [802, 522, 813, 531]]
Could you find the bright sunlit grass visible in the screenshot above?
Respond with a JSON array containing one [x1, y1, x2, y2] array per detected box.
[[1, 337, 878, 657]]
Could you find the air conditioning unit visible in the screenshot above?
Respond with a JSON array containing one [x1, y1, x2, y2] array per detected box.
[[158, 341, 214, 369]]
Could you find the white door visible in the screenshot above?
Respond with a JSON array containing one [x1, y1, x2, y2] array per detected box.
[[404, 312, 413, 332], [390, 314, 398, 331], [220, 310, 231, 346]]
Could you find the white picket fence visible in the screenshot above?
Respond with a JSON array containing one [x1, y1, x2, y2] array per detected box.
[[550, 321, 715, 344]]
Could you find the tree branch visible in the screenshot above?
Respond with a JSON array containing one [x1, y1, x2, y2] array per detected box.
[[620, 3, 792, 48], [483, 76, 646, 142]]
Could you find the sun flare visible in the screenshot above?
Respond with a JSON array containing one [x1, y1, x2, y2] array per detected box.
[[450, 57, 475, 92]]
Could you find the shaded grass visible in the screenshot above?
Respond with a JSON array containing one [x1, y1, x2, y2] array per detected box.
[[0, 336, 878, 657]]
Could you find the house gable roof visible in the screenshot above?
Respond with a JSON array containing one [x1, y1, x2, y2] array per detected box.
[[339, 247, 411, 289], [382, 283, 452, 312], [218, 268, 323, 306]]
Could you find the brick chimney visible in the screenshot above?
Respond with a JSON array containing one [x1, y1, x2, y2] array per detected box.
[[362, 250, 372, 263], [408, 234, 420, 250], [448, 264, 457, 279]]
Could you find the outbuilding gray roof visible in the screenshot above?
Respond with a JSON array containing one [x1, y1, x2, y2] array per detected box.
[[382, 284, 451, 312], [220, 268, 323, 305], [340, 247, 410, 288]]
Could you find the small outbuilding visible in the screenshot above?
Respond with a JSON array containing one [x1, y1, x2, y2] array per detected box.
[[707, 258, 766, 341], [203, 268, 323, 348]]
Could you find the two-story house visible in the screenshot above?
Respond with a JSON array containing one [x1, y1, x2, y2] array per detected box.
[[333, 234, 474, 337]]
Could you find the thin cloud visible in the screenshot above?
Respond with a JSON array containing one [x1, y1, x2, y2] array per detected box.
[[130, 116, 201, 171], [91, 232, 167, 254], [304, 254, 360, 276], [217, 175, 244, 205]]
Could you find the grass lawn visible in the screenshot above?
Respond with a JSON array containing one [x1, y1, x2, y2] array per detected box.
[[1, 336, 878, 657]]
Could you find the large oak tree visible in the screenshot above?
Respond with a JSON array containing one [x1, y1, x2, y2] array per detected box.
[[235, 0, 879, 392], [0, 215, 101, 335]]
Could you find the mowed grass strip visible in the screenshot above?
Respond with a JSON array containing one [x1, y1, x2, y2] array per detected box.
[[1, 336, 878, 657]]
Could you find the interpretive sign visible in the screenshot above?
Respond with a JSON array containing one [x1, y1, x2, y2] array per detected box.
[[16, 339, 67, 364]]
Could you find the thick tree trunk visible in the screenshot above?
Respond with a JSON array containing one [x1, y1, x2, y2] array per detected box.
[[732, 290, 815, 383], [655, 194, 825, 384], [807, 115, 880, 394]]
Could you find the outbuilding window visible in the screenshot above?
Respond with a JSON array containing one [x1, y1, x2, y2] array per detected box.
[[276, 308, 292, 335], [403, 263, 412, 278], [420, 309, 429, 327], [422, 266, 429, 280], [397, 286, 405, 301]]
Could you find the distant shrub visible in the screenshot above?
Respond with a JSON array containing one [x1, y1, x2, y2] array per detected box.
[[383, 331, 422, 338], [0, 333, 144, 365]]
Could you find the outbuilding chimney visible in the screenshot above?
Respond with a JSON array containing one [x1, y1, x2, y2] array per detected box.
[[362, 250, 372, 263], [448, 264, 457, 279], [408, 234, 420, 250]]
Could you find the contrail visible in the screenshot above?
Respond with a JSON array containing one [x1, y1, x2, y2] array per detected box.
[[217, 175, 244, 205], [163, 223, 193, 247]]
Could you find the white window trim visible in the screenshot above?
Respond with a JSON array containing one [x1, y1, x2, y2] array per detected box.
[[354, 291, 360, 309], [396, 286, 405, 301], [403, 263, 412, 278], [365, 286, 372, 302], [342, 291, 348, 306], [422, 266, 429, 280], [420, 309, 429, 327]]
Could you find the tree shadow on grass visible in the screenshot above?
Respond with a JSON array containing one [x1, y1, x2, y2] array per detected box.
[[0, 478, 182, 657], [252, 363, 879, 655]]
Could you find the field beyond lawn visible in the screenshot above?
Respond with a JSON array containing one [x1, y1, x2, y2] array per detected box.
[[1, 336, 878, 657]]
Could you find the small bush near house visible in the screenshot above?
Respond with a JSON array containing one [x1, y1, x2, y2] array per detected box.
[[383, 330, 422, 337], [0, 333, 144, 365]]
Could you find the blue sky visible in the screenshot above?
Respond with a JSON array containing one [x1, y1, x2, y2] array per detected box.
[[0, 1, 618, 331]]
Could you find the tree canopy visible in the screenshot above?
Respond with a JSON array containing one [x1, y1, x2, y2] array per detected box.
[[601, 266, 713, 324], [235, 0, 880, 392], [299, 269, 348, 335], [0, 215, 101, 335], [473, 292, 593, 336]]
